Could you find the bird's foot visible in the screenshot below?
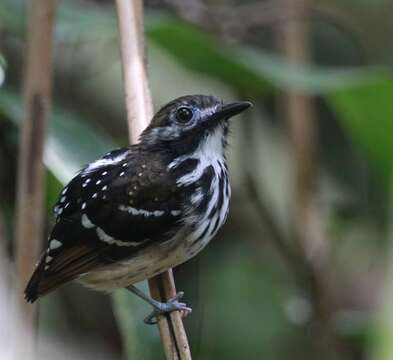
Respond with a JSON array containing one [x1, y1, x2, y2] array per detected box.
[[144, 291, 192, 325]]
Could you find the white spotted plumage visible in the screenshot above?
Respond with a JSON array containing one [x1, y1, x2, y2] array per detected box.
[[25, 95, 251, 303]]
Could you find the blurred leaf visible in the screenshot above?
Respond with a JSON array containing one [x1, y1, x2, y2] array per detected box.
[[327, 74, 393, 184], [146, 17, 386, 96], [238, 48, 380, 95], [146, 17, 271, 96], [0, 88, 115, 183]]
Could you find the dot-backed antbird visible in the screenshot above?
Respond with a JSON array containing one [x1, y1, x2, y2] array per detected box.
[[25, 95, 252, 324]]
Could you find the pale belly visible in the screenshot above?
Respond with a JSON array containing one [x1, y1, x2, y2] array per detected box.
[[79, 227, 214, 291]]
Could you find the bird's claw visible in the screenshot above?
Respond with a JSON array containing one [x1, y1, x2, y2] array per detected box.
[[144, 292, 192, 325]]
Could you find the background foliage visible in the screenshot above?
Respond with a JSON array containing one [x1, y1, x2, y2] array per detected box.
[[1, 0, 393, 359]]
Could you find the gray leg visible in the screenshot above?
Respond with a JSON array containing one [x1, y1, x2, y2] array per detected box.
[[126, 285, 192, 325]]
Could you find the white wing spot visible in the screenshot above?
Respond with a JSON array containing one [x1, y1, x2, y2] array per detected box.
[[60, 196, 66, 203], [120, 172, 125, 176], [84, 151, 128, 173], [49, 239, 62, 250], [61, 187, 68, 195], [92, 193, 98, 198], [102, 185, 108, 191], [102, 171, 108, 176], [81, 214, 95, 229], [96, 227, 146, 247], [171, 210, 181, 216], [119, 205, 164, 217], [45, 255, 53, 263], [82, 202, 86, 210]]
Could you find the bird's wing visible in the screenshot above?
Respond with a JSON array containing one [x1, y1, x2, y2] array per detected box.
[[25, 147, 184, 301]]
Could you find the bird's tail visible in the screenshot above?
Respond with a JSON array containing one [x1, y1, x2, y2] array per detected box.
[[24, 255, 46, 303]]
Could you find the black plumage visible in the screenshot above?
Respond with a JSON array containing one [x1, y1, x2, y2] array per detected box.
[[25, 95, 252, 316]]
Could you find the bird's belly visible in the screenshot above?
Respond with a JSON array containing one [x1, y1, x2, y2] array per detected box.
[[79, 230, 209, 291]]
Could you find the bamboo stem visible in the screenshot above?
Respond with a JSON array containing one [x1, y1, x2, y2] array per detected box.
[[114, 1, 192, 359], [14, 0, 56, 328]]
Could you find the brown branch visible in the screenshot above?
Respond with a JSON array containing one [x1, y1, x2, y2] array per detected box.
[[114, 1, 191, 359], [274, 1, 351, 359], [14, 0, 56, 329]]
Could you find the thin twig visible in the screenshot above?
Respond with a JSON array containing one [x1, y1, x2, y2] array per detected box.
[[14, 0, 56, 329], [114, 1, 191, 359]]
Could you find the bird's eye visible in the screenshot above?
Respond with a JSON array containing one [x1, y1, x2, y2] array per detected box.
[[175, 107, 194, 124]]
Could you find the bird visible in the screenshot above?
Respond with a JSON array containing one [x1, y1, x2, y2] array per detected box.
[[25, 94, 252, 324]]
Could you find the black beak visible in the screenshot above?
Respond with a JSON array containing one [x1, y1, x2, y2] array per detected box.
[[212, 101, 253, 121]]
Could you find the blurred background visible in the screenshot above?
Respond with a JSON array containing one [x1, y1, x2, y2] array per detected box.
[[1, 0, 393, 359]]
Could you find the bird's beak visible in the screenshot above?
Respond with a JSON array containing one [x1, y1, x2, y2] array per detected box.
[[211, 101, 253, 121]]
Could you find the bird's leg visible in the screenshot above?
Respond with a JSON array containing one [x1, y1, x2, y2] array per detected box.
[[126, 285, 192, 325]]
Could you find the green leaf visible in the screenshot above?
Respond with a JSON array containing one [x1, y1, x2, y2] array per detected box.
[[146, 17, 271, 96], [327, 73, 393, 184]]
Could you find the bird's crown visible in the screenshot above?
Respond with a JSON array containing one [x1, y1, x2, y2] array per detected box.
[[140, 95, 251, 154]]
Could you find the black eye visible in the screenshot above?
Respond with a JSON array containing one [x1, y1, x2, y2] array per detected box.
[[175, 107, 194, 124]]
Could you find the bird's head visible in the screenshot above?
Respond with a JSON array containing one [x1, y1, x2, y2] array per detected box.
[[140, 95, 252, 155]]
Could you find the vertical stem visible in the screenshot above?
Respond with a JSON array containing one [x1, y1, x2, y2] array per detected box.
[[275, 0, 320, 259], [275, 1, 353, 359], [14, 0, 56, 328], [114, 1, 192, 359]]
